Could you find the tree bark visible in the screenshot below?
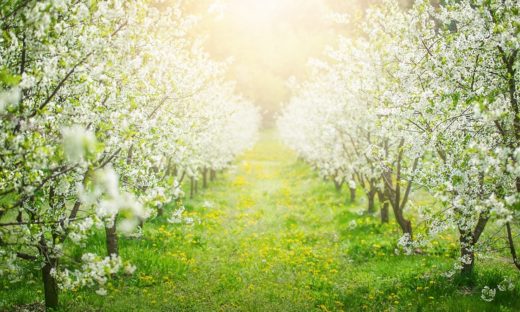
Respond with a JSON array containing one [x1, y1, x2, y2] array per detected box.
[[157, 205, 164, 217], [367, 180, 377, 214], [459, 231, 475, 277], [42, 259, 58, 309], [38, 235, 59, 308], [381, 202, 389, 223], [457, 213, 489, 276], [381, 142, 415, 239], [334, 180, 342, 192], [42, 259, 59, 309], [367, 189, 376, 214], [506, 222, 520, 271], [394, 207, 413, 238], [349, 187, 356, 203], [105, 221, 118, 256], [377, 191, 389, 223]]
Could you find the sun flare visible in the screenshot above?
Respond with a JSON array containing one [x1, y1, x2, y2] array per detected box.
[[227, 0, 287, 26]]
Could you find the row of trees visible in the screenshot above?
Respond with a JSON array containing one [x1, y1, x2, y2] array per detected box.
[[278, 0, 519, 279], [0, 0, 260, 308]]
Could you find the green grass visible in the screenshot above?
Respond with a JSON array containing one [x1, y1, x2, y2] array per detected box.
[[1, 131, 519, 311]]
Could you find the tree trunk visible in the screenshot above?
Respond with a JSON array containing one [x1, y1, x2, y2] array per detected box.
[[203, 169, 208, 188], [459, 232, 475, 277], [506, 222, 520, 271], [367, 190, 376, 214], [194, 179, 198, 194], [334, 180, 342, 192], [383, 169, 412, 238], [349, 187, 356, 203], [378, 191, 389, 223], [395, 211, 413, 238], [210, 170, 216, 181], [42, 259, 59, 309], [157, 205, 164, 217], [455, 214, 489, 277], [381, 202, 389, 223], [105, 221, 119, 257], [397, 212, 413, 239]]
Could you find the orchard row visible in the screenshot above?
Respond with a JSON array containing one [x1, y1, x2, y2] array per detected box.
[[278, 0, 519, 295], [0, 0, 260, 308]]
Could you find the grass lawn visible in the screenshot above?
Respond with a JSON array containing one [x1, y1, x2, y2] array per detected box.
[[1, 131, 519, 311]]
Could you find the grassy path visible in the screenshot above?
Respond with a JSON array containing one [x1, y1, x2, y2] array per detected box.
[[167, 131, 353, 311], [3, 131, 519, 311]]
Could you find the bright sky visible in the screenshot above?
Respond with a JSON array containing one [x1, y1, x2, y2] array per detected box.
[[186, 0, 375, 122]]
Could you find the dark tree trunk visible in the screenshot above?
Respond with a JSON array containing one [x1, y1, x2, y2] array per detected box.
[[203, 169, 208, 188], [394, 208, 413, 238], [387, 182, 413, 237], [157, 205, 164, 217], [381, 146, 415, 240], [349, 187, 356, 203], [42, 259, 59, 309], [367, 190, 376, 214], [194, 179, 198, 194], [381, 202, 389, 223], [38, 235, 59, 309], [105, 221, 118, 256], [334, 180, 342, 192], [506, 222, 520, 271], [459, 232, 475, 277], [377, 191, 389, 223], [457, 214, 489, 276]]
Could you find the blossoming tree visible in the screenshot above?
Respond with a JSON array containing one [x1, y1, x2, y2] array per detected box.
[[278, 0, 519, 276], [0, 0, 260, 308]]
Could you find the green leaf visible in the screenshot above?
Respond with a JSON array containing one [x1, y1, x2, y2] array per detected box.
[[0, 68, 21, 86]]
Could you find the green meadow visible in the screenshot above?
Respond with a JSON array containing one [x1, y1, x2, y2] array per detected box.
[[2, 131, 519, 312]]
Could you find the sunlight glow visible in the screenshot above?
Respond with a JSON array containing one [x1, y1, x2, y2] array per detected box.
[[229, 0, 286, 24], [202, 0, 336, 121]]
